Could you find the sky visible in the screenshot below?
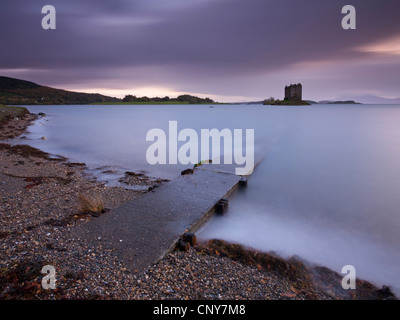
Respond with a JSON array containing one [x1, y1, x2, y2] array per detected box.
[[1, 0, 400, 102]]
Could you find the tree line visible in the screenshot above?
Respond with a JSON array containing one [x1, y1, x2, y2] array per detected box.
[[122, 94, 214, 104]]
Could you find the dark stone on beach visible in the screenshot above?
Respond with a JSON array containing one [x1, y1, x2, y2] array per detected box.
[[90, 208, 109, 218], [38, 112, 46, 117], [65, 162, 86, 167], [148, 183, 161, 191], [125, 171, 145, 177], [44, 218, 66, 227], [182, 233, 197, 246], [377, 285, 397, 300], [102, 170, 117, 174], [177, 240, 190, 251], [0, 231, 12, 239], [181, 168, 194, 175], [46, 242, 56, 250]]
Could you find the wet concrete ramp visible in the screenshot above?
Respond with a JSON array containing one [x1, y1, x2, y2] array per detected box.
[[73, 164, 244, 274]]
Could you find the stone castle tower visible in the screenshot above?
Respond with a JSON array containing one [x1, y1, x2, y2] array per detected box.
[[285, 83, 302, 101]]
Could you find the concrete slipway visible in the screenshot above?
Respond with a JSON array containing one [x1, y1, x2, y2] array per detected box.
[[73, 162, 258, 274]]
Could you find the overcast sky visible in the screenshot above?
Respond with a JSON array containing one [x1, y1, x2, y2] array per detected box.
[[1, 0, 400, 102]]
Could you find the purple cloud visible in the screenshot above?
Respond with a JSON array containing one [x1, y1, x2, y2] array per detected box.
[[1, 0, 400, 101]]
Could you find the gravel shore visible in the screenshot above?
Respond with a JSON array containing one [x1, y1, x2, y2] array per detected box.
[[0, 110, 397, 300]]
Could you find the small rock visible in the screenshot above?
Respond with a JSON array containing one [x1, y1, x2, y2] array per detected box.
[[181, 168, 194, 175], [182, 233, 197, 246], [177, 240, 190, 251]]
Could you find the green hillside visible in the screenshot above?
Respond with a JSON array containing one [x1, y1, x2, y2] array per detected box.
[[0, 76, 216, 105], [0, 76, 120, 105]]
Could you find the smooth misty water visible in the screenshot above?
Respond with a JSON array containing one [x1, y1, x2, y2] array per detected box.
[[13, 104, 400, 295]]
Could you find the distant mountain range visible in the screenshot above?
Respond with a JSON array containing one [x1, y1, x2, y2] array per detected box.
[[0, 76, 120, 105], [335, 95, 400, 104], [244, 100, 361, 105], [306, 100, 361, 105], [246, 95, 400, 105], [307, 96, 400, 105]]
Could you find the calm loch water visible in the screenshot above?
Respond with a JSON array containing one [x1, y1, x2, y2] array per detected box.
[[14, 103, 400, 295]]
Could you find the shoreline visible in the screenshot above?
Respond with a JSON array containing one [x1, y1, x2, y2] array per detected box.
[[0, 107, 397, 300], [0, 106, 38, 141]]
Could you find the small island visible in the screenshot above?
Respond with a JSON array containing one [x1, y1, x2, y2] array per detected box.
[[307, 100, 361, 105], [263, 83, 310, 106]]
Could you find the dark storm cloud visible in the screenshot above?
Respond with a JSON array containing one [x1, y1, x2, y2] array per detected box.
[[1, 0, 400, 99]]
